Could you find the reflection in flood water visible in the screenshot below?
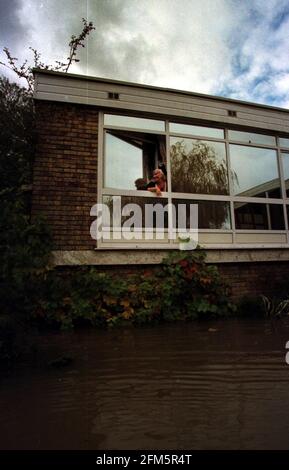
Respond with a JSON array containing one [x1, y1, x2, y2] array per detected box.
[[1, 319, 289, 450]]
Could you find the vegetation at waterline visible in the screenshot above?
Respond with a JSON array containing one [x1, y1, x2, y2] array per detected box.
[[28, 250, 236, 330]]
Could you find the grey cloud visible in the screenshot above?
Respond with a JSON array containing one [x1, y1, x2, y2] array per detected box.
[[31, 0, 129, 51], [85, 30, 157, 83], [0, 0, 159, 86], [90, 0, 127, 27], [85, 0, 157, 82], [1, 0, 132, 80], [0, 0, 28, 47], [31, 0, 158, 84]]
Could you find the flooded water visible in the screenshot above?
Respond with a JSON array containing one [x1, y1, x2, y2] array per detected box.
[[1, 319, 289, 450]]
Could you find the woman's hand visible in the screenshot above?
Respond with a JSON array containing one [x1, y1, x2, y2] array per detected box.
[[147, 185, 162, 196]]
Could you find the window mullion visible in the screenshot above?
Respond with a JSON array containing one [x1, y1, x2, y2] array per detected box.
[[166, 120, 174, 244], [225, 128, 235, 239]]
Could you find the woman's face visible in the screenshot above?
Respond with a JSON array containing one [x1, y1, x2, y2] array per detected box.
[[153, 169, 163, 182]]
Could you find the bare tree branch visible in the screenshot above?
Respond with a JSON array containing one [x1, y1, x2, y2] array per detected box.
[[0, 18, 95, 93]]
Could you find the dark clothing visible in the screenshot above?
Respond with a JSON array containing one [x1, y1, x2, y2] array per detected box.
[[146, 179, 166, 192], [146, 181, 157, 189]]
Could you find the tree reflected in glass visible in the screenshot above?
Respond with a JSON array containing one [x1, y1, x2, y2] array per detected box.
[[170, 138, 229, 195]]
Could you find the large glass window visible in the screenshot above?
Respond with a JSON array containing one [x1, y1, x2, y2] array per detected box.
[[104, 130, 166, 190], [230, 145, 281, 198], [170, 137, 228, 195], [100, 113, 289, 247]]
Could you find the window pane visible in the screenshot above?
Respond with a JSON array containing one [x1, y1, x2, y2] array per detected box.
[[282, 153, 289, 197], [170, 122, 224, 139], [104, 131, 166, 190], [279, 137, 289, 148], [228, 130, 275, 146], [270, 205, 285, 230], [104, 114, 165, 132], [170, 137, 228, 195], [103, 195, 169, 229], [234, 202, 284, 229], [230, 144, 280, 198], [104, 133, 143, 189], [172, 199, 231, 229]]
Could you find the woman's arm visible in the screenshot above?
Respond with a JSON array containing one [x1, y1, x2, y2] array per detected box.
[[147, 185, 162, 196]]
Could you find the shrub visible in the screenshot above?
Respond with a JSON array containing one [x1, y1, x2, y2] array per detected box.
[[29, 250, 236, 329]]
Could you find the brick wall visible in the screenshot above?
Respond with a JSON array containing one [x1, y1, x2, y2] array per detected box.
[[217, 262, 289, 300], [32, 101, 98, 250]]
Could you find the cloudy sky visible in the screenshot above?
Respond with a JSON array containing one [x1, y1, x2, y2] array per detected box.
[[1, 0, 289, 107]]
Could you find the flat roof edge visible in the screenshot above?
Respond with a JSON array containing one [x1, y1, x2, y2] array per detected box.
[[33, 68, 289, 115]]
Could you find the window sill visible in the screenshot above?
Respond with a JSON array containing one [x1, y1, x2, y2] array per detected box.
[[51, 247, 289, 267]]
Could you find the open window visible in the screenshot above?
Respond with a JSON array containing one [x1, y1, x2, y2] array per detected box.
[[104, 130, 166, 190]]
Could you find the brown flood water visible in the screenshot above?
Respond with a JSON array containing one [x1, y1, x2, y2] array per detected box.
[[1, 319, 289, 450]]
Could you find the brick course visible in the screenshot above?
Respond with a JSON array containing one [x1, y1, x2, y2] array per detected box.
[[32, 101, 98, 250]]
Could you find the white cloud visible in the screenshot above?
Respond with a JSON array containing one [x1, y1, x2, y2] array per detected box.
[[218, 0, 289, 105], [2, 0, 289, 107]]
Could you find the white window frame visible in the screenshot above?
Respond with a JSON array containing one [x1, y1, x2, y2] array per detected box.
[[97, 111, 289, 249]]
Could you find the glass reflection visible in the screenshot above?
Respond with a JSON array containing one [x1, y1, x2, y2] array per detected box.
[[170, 137, 228, 195], [104, 133, 142, 189], [104, 131, 166, 190], [228, 130, 275, 146], [230, 144, 280, 198], [234, 202, 284, 230], [169, 122, 223, 139], [172, 199, 231, 229], [104, 114, 165, 132], [103, 195, 169, 229]]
